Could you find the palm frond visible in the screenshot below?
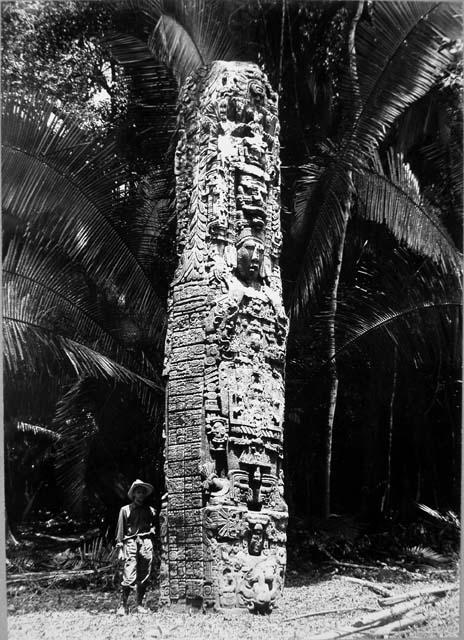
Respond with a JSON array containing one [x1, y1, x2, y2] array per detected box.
[[4, 315, 162, 391], [2, 91, 167, 347], [417, 503, 461, 530], [345, 1, 461, 160], [356, 149, 462, 271], [292, 159, 328, 240], [290, 4, 461, 313], [404, 545, 448, 566], [79, 534, 117, 568], [102, 30, 178, 154], [52, 375, 162, 513], [55, 414, 97, 514], [333, 299, 461, 363], [3, 268, 164, 406], [123, 169, 175, 271], [393, 90, 439, 155], [288, 238, 462, 378], [52, 378, 107, 514], [150, 13, 204, 84], [3, 237, 163, 390], [17, 421, 61, 441], [423, 136, 463, 204], [290, 160, 353, 313], [119, 0, 237, 85]]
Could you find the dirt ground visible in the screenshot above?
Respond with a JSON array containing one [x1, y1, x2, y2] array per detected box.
[[7, 566, 460, 640]]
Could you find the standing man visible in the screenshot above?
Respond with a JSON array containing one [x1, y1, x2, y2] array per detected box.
[[115, 479, 156, 615]]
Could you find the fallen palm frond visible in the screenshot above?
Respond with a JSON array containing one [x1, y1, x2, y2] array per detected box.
[[403, 544, 449, 567]]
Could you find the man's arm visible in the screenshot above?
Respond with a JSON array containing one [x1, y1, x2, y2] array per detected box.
[[115, 506, 126, 547], [149, 506, 156, 537]]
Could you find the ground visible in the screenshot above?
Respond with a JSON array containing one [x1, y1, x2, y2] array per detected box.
[[7, 566, 459, 640]]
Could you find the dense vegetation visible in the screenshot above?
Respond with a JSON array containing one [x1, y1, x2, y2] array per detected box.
[[2, 0, 462, 563]]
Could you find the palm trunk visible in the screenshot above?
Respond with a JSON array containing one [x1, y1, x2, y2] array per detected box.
[[324, 206, 350, 518], [381, 346, 398, 514], [322, 1, 363, 519]]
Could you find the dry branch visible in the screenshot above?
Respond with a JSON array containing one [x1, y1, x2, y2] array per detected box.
[[282, 604, 377, 623], [305, 598, 421, 640], [378, 583, 457, 606], [354, 598, 421, 626], [331, 560, 380, 571], [370, 612, 426, 637], [331, 560, 424, 578], [26, 529, 100, 545], [7, 565, 114, 584], [336, 576, 394, 597]]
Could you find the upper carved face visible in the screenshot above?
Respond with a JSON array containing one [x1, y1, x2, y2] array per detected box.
[[236, 237, 264, 283], [248, 523, 264, 556], [248, 80, 265, 107]]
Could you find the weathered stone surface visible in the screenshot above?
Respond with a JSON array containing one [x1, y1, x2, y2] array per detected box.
[[162, 61, 288, 612]]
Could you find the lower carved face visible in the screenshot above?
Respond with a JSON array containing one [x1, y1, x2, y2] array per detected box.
[[236, 238, 264, 282], [207, 420, 228, 450]]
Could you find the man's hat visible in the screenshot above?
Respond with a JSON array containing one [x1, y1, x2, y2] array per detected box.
[[128, 479, 154, 500]]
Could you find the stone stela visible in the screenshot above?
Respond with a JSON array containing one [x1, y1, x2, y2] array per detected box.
[[161, 61, 289, 612]]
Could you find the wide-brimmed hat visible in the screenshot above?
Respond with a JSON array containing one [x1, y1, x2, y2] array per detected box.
[[128, 479, 154, 500]]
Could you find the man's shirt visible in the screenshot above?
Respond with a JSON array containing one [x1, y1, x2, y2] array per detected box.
[[115, 502, 156, 544]]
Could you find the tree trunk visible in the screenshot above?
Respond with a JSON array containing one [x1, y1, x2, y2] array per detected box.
[[5, 510, 20, 546], [322, 0, 363, 519], [381, 346, 398, 514], [324, 207, 349, 518], [161, 62, 288, 611]]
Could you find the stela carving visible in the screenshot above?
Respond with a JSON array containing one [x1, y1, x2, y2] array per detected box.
[[161, 61, 288, 612]]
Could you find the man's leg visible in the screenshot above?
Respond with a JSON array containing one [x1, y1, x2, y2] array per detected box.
[[117, 540, 137, 615], [136, 537, 153, 613]]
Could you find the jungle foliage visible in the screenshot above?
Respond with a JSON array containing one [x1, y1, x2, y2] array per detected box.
[[2, 1, 462, 552]]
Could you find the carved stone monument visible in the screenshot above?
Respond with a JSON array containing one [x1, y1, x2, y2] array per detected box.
[[161, 61, 288, 611]]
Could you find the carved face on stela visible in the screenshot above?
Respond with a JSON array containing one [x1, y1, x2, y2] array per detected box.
[[236, 231, 265, 284]]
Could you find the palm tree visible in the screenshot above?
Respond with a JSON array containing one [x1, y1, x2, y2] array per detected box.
[[2, 89, 168, 520], [290, 1, 462, 517]]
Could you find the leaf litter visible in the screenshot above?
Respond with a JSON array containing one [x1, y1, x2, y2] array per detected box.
[[7, 565, 459, 640]]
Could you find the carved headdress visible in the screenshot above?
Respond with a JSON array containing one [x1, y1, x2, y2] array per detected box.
[[236, 225, 265, 246]]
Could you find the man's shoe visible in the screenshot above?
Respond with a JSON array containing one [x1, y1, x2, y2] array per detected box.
[[136, 605, 149, 614]]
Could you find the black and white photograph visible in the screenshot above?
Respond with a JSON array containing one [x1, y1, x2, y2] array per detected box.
[[2, 1, 462, 638]]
